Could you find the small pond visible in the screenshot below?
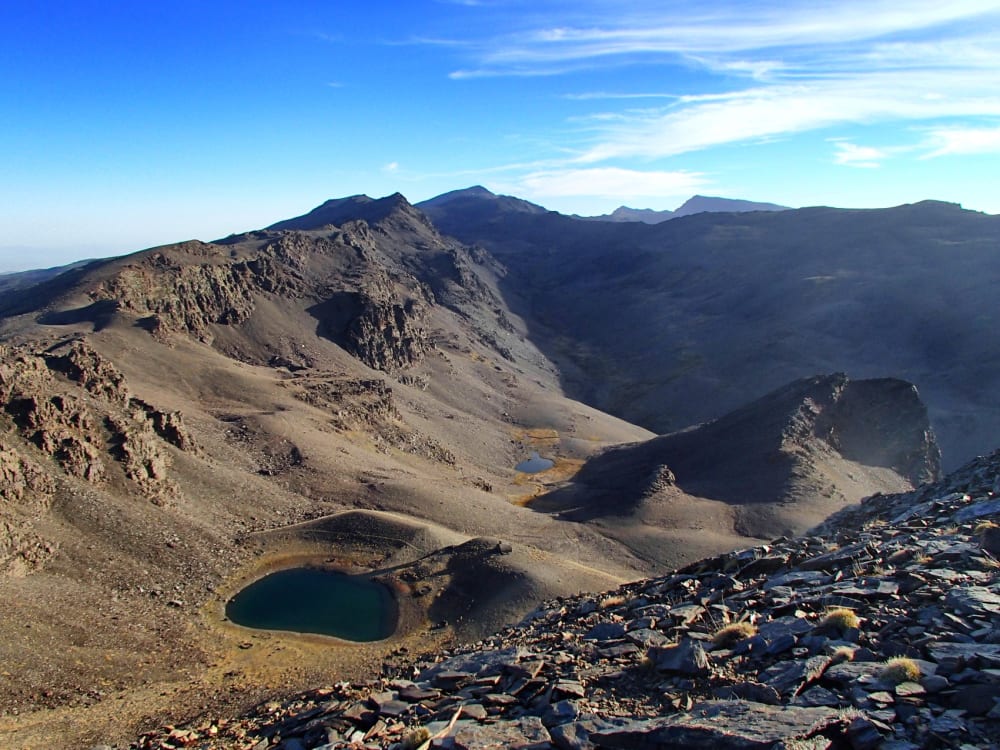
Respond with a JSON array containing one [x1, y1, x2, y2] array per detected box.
[[225, 567, 397, 641], [516, 451, 554, 473]]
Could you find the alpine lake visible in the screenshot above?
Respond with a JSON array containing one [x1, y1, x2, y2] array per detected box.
[[225, 567, 397, 642]]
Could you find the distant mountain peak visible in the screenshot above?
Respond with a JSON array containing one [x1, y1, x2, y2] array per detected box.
[[674, 195, 789, 217], [580, 206, 675, 224], [267, 192, 419, 232], [578, 195, 789, 223], [417, 186, 549, 225]]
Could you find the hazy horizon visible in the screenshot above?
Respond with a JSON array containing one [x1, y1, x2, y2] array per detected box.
[[4, 1, 1000, 272]]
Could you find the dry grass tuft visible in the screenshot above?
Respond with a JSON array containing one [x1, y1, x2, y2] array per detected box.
[[400, 726, 432, 750], [829, 645, 856, 664], [599, 595, 627, 610], [820, 607, 860, 631], [880, 657, 921, 684], [712, 621, 757, 647], [975, 520, 999, 535]]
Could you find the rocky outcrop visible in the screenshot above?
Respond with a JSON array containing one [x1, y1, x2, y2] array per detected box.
[[0, 441, 57, 574], [288, 372, 455, 464], [2, 352, 108, 482], [89, 243, 274, 341], [84, 230, 434, 371], [134, 450, 1000, 749], [0, 340, 193, 504], [799, 375, 940, 486], [291, 374, 396, 429], [45, 339, 130, 405], [0, 441, 55, 504], [343, 294, 428, 372]]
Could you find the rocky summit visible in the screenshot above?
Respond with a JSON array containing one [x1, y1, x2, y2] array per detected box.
[[132, 450, 1000, 750]]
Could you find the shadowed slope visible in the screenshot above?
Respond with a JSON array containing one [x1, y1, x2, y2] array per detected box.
[[420, 190, 1000, 468], [533, 374, 940, 540]]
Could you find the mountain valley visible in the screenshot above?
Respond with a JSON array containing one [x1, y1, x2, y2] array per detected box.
[[0, 190, 996, 748]]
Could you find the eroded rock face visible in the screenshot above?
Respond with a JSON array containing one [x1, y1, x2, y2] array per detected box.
[[46, 339, 130, 405], [0, 442, 58, 574], [0, 339, 196, 572], [286, 372, 455, 464], [815, 376, 940, 486], [89, 243, 271, 342], [343, 294, 427, 372], [85, 230, 434, 372]]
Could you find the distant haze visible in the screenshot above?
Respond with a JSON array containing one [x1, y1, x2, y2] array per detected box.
[[3, 2, 1000, 269]]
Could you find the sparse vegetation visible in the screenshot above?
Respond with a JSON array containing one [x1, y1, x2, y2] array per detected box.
[[880, 657, 921, 684], [975, 519, 998, 535], [712, 621, 757, 647], [400, 726, 432, 749], [639, 648, 658, 672], [820, 607, 860, 631], [599, 594, 627, 609], [829, 645, 856, 664]]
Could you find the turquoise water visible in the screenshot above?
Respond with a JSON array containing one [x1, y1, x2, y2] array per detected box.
[[516, 451, 554, 473], [225, 567, 397, 641]]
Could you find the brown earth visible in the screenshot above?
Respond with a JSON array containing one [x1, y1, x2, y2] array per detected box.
[[0, 195, 941, 748]]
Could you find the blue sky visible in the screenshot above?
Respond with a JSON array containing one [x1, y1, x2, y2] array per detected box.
[[3, 0, 1000, 273]]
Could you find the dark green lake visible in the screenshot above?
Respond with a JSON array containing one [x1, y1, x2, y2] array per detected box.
[[225, 567, 397, 641]]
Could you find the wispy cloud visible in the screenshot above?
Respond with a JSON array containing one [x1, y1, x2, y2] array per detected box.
[[831, 140, 889, 168], [922, 124, 1000, 157], [576, 66, 1000, 162], [456, 1, 1000, 73], [563, 91, 681, 101], [436, 1, 1000, 163]]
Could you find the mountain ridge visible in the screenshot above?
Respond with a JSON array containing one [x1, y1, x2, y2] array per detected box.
[[419, 189, 1000, 469], [0, 188, 995, 748], [578, 194, 790, 224]]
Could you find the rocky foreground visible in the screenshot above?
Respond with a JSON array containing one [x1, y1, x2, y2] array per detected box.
[[131, 452, 1000, 750]]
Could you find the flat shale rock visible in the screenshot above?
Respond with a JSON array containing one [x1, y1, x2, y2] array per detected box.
[[590, 700, 842, 749], [451, 715, 550, 749], [649, 639, 709, 675], [549, 716, 630, 750]]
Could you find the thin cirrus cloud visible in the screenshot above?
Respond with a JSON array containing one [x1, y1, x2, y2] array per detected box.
[[452, 1, 1000, 72], [922, 125, 1000, 157], [440, 1, 1000, 163], [575, 68, 1000, 163], [831, 141, 889, 169]]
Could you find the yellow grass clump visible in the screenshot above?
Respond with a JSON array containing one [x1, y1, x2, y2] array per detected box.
[[820, 607, 860, 631], [974, 520, 998, 535], [712, 621, 757, 647], [880, 657, 921, 684]]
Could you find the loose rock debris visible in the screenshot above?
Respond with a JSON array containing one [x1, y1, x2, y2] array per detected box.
[[133, 450, 1000, 749]]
